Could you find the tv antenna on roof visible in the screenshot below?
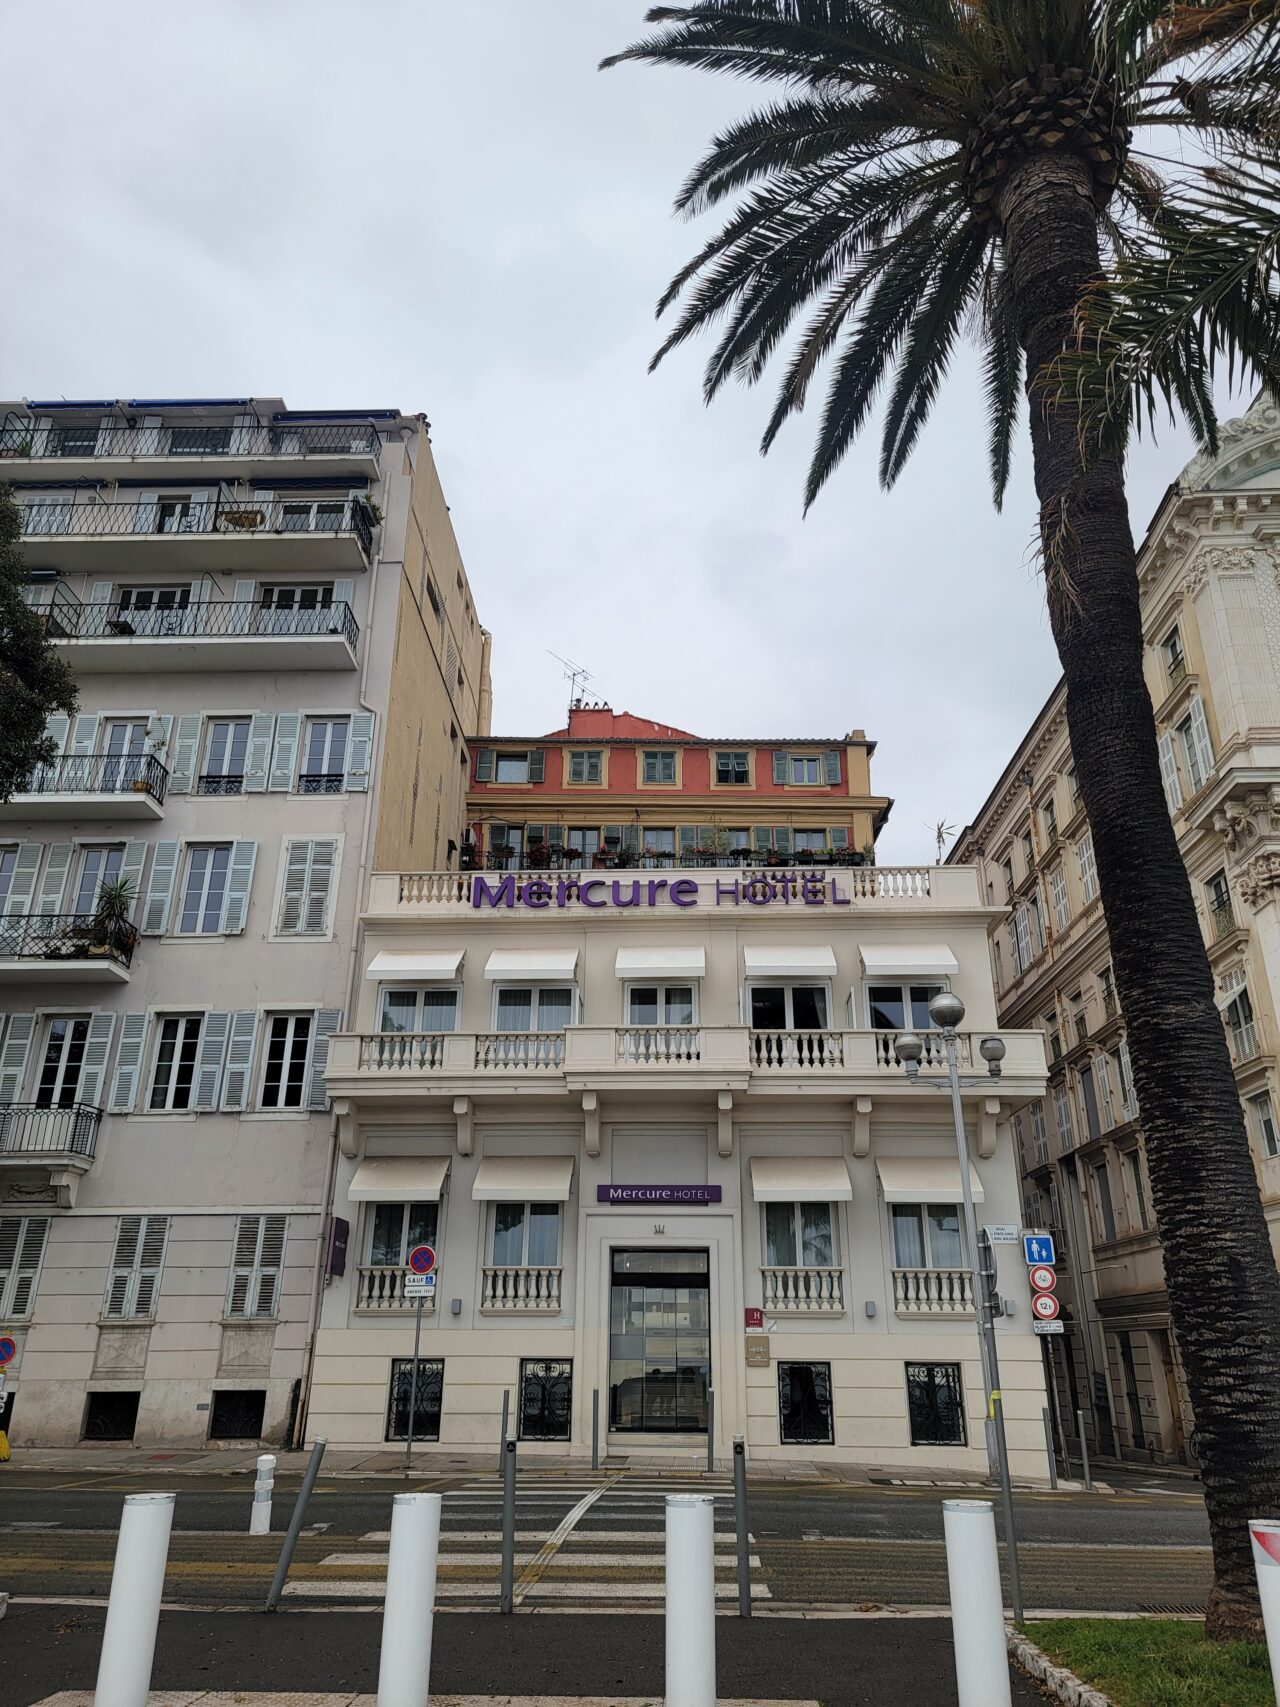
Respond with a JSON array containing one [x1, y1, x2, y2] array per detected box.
[[548, 650, 597, 718]]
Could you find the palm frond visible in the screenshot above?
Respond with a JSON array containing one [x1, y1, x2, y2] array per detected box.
[[980, 250, 1023, 507]]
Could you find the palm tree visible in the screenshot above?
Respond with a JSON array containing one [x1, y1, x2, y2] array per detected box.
[[604, 0, 1280, 1637]]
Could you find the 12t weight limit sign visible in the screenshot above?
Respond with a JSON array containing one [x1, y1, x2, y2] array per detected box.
[[1031, 1291, 1061, 1321]]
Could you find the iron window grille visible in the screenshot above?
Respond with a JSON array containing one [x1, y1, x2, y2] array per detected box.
[[905, 1362, 967, 1446], [778, 1362, 834, 1445], [519, 1359, 573, 1440], [385, 1357, 444, 1442]]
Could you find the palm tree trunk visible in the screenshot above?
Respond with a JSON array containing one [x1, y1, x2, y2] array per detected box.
[[999, 151, 1280, 1640]]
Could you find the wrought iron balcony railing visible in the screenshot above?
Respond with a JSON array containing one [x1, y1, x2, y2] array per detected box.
[[0, 1102, 102, 1158], [474, 846, 871, 872], [37, 598, 359, 651], [1, 420, 380, 460], [19, 495, 375, 557], [1212, 900, 1239, 940], [0, 911, 137, 968], [21, 750, 169, 804]]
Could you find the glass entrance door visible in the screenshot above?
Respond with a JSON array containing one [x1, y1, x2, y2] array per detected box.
[[609, 1249, 711, 1433]]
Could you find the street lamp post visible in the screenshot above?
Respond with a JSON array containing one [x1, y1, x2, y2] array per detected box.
[[894, 992, 1023, 1622]]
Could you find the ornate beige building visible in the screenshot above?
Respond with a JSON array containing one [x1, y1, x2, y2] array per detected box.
[[951, 395, 1280, 1465]]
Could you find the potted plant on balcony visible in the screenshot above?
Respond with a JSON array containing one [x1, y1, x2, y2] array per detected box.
[[89, 877, 138, 957], [131, 734, 165, 792]]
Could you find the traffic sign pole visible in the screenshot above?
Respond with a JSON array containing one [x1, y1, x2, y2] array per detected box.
[[405, 1295, 424, 1475]]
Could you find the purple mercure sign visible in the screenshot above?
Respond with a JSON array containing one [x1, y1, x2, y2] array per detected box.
[[472, 873, 852, 911], [597, 1185, 723, 1206]]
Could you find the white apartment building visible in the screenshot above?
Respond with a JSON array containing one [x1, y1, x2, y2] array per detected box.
[[312, 859, 1051, 1475], [951, 393, 1280, 1464], [0, 397, 487, 1446]]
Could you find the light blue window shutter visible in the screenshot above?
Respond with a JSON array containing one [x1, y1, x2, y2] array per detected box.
[[1157, 733, 1182, 812], [1189, 695, 1215, 781], [343, 712, 375, 792], [244, 713, 275, 793], [774, 826, 792, 855], [823, 750, 841, 785], [193, 1013, 230, 1110], [35, 844, 74, 914], [119, 840, 147, 907], [70, 713, 101, 757], [141, 840, 181, 935], [43, 713, 71, 757], [308, 1009, 342, 1109], [474, 748, 493, 782], [4, 844, 42, 917], [77, 1013, 118, 1107], [752, 826, 772, 852], [332, 579, 355, 618], [109, 1013, 149, 1113], [167, 714, 203, 793], [269, 713, 301, 791], [830, 827, 850, 850], [220, 1012, 260, 1111], [679, 825, 698, 854], [0, 1015, 36, 1102], [772, 751, 788, 784], [221, 841, 258, 933]]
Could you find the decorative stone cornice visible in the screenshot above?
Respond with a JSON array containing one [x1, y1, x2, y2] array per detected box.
[[1181, 398, 1280, 493], [1241, 851, 1280, 907], [1212, 785, 1280, 857]]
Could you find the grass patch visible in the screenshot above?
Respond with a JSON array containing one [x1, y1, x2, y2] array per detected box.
[[1024, 1618, 1275, 1706]]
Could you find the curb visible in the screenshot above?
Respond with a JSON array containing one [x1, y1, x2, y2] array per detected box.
[[1007, 1626, 1114, 1707]]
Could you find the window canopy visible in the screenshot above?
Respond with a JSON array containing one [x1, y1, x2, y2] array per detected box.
[[614, 947, 706, 980], [366, 949, 464, 981], [484, 949, 579, 981], [348, 1157, 450, 1202], [472, 1155, 575, 1201], [743, 945, 837, 979], [749, 1157, 853, 1202], [859, 944, 959, 980], [875, 1157, 985, 1204]]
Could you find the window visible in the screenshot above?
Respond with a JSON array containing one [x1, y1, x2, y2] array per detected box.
[[866, 982, 944, 1033], [1225, 980, 1260, 1061], [1079, 1062, 1101, 1141], [148, 1015, 202, 1111], [226, 1214, 287, 1318], [209, 1389, 267, 1440], [0, 847, 15, 911], [101, 720, 148, 792], [1020, 828, 1034, 871], [1012, 904, 1032, 972], [520, 1359, 573, 1440], [103, 1214, 169, 1319], [1046, 1014, 1063, 1062], [494, 986, 574, 1031], [257, 583, 334, 632], [276, 838, 338, 936], [1176, 695, 1214, 797], [793, 830, 827, 854], [1092, 1161, 1117, 1243], [627, 984, 695, 1026], [1000, 857, 1014, 902], [34, 1016, 89, 1107], [642, 750, 676, 784], [1118, 1038, 1138, 1117], [1029, 890, 1046, 955], [72, 844, 123, 915], [425, 577, 442, 621], [368, 1201, 439, 1266], [178, 845, 231, 934], [1042, 796, 1058, 843], [116, 585, 191, 631], [1163, 626, 1185, 685], [1069, 769, 1082, 810], [906, 1362, 966, 1445], [763, 1202, 834, 1268], [716, 751, 749, 785], [200, 718, 250, 795], [1049, 866, 1069, 931], [386, 1358, 443, 1442], [1207, 870, 1236, 938], [1054, 1084, 1074, 1153], [1126, 1151, 1149, 1231], [1097, 1053, 1116, 1129], [492, 1203, 560, 1267], [778, 1362, 834, 1445], [1251, 1092, 1280, 1160], [494, 750, 543, 784], [83, 1392, 140, 1441], [891, 1204, 965, 1269], [1030, 1098, 1049, 1163], [1076, 833, 1098, 904], [568, 750, 601, 784], [0, 1216, 49, 1318], [281, 497, 346, 532], [750, 983, 829, 1030], [155, 494, 199, 533], [299, 716, 349, 794], [1099, 965, 1116, 1017], [379, 988, 459, 1033], [642, 828, 676, 857], [790, 755, 821, 785], [259, 1013, 312, 1109]]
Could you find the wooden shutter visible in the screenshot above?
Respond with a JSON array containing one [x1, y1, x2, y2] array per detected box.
[[343, 711, 375, 791], [679, 826, 698, 854], [278, 839, 337, 935], [221, 841, 257, 933], [43, 713, 71, 761], [226, 1215, 261, 1317], [772, 751, 788, 784], [823, 750, 841, 785], [621, 824, 640, 858], [109, 1013, 149, 1112], [70, 712, 101, 757], [104, 1216, 141, 1318], [269, 713, 301, 791], [227, 1214, 287, 1318], [0, 1015, 36, 1102], [830, 827, 850, 850], [119, 840, 147, 904], [35, 843, 74, 914], [1157, 732, 1183, 812], [1188, 695, 1215, 783], [132, 1216, 169, 1317], [167, 714, 203, 793], [77, 1013, 118, 1107], [774, 826, 792, 855], [141, 840, 181, 935], [4, 844, 42, 917], [0, 1216, 49, 1318], [244, 713, 275, 793], [528, 749, 545, 784], [308, 1008, 342, 1109], [752, 826, 772, 851], [474, 748, 493, 782], [193, 1012, 231, 1111], [220, 1011, 260, 1111]]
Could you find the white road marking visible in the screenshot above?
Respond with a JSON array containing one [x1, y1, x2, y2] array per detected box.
[[321, 1550, 760, 1568], [282, 1579, 771, 1600]]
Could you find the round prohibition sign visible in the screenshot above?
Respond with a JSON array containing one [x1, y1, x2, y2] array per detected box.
[[1031, 1291, 1061, 1321], [407, 1244, 436, 1276], [1029, 1265, 1057, 1293], [0, 1336, 15, 1366]]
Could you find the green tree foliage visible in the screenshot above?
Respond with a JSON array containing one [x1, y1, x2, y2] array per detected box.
[[0, 483, 76, 800]]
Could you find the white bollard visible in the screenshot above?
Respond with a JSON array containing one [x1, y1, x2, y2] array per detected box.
[[377, 1492, 443, 1707], [1250, 1518, 1280, 1700], [665, 1494, 717, 1707], [943, 1499, 1013, 1707], [250, 1453, 276, 1536], [93, 1492, 176, 1707]]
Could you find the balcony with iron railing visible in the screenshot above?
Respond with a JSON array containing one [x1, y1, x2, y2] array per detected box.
[[0, 912, 137, 982], [0, 1102, 102, 1162], [0, 418, 381, 479], [33, 597, 359, 673], [2, 750, 169, 820], [17, 494, 375, 571], [1211, 899, 1241, 943]]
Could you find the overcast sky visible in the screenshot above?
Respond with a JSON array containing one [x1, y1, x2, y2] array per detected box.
[[3, 1, 1227, 863]]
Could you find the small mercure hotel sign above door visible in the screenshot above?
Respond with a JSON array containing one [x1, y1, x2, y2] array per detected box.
[[471, 873, 853, 910]]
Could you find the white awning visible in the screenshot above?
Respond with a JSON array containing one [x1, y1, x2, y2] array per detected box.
[[484, 949, 579, 981], [614, 948, 706, 980], [348, 1157, 451, 1202], [860, 944, 959, 980], [749, 1157, 853, 1202], [366, 950, 464, 981], [875, 1157, 985, 1204], [743, 945, 837, 978], [472, 1156, 575, 1201]]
